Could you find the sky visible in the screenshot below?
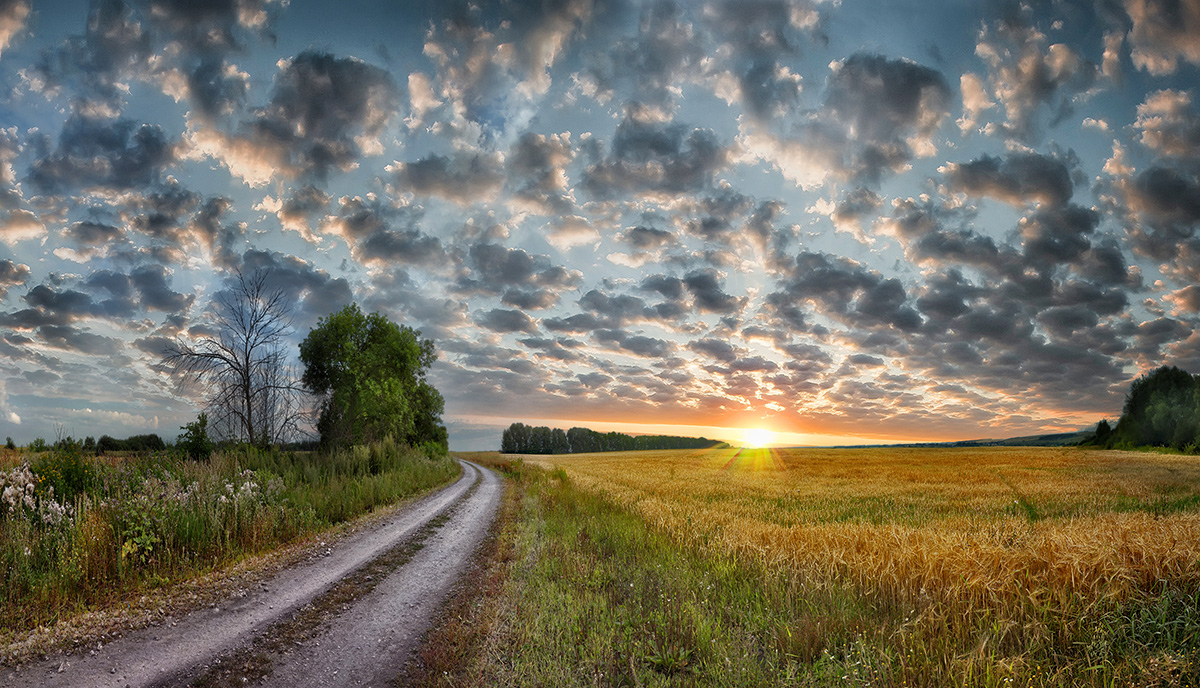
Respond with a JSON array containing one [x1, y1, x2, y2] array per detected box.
[[0, 0, 1198, 450]]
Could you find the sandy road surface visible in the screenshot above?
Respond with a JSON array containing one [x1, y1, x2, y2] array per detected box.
[[3, 459, 501, 688]]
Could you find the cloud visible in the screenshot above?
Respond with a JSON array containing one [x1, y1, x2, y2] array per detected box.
[[235, 249, 355, 327], [477, 307, 539, 334], [740, 52, 950, 187], [416, 0, 594, 140], [321, 196, 444, 266], [583, 105, 731, 199], [702, 0, 818, 120], [0, 0, 29, 59], [390, 151, 505, 205], [1135, 89, 1200, 158], [942, 151, 1074, 207], [0, 208, 44, 245], [507, 131, 575, 214], [28, 115, 175, 194], [0, 258, 29, 298], [972, 16, 1098, 140], [187, 51, 400, 184], [455, 242, 582, 303], [768, 250, 923, 333], [1123, 0, 1200, 75], [594, 328, 676, 358]]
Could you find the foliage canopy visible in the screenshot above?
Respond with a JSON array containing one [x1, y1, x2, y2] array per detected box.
[[1093, 365, 1200, 451], [300, 303, 447, 449]]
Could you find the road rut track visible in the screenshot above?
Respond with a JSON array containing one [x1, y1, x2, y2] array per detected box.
[[2, 459, 502, 688]]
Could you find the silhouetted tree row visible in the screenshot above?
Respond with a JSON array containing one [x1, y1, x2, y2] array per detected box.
[[500, 423, 720, 454], [96, 433, 168, 454], [1088, 365, 1200, 452]]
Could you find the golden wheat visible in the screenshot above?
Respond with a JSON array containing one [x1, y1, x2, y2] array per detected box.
[[526, 446, 1200, 646]]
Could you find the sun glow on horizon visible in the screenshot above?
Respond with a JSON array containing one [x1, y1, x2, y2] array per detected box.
[[743, 428, 775, 448]]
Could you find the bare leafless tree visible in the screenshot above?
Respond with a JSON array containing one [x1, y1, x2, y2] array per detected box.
[[163, 270, 304, 448]]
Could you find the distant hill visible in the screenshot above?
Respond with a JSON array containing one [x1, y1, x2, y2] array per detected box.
[[839, 430, 1094, 449]]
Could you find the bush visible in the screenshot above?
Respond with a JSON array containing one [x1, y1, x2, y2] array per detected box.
[[29, 438, 48, 453], [31, 442, 97, 503], [4, 437, 13, 450], [177, 413, 215, 461]]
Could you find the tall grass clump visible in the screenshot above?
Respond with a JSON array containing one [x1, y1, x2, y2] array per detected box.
[[0, 438, 457, 636]]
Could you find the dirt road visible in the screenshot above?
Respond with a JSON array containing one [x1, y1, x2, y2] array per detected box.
[[3, 459, 501, 688]]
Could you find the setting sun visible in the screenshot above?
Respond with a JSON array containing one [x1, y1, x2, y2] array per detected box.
[[743, 428, 774, 448]]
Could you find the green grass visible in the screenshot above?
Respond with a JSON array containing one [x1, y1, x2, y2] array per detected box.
[[467, 457, 1200, 687], [0, 438, 458, 637]]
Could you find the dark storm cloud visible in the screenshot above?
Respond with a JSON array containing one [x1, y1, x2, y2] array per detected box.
[[128, 264, 194, 312], [144, 0, 277, 55], [942, 152, 1074, 207], [235, 249, 354, 326], [507, 132, 575, 214], [278, 185, 330, 232], [677, 186, 754, 243], [125, 181, 203, 242], [1018, 204, 1100, 268], [391, 152, 505, 205], [456, 242, 582, 301], [768, 251, 922, 331], [25, 0, 153, 109], [702, 0, 818, 120], [583, 106, 731, 198], [576, 0, 705, 107], [28, 115, 175, 194], [820, 53, 949, 181], [35, 324, 123, 356], [830, 187, 882, 233], [0, 259, 29, 298], [915, 269, 982, 324], [63, 219, 123, 247], [639, 274, 685, 301], [749, 52, 950, 187], [577, 371, 612, 388], [517, 336, 581, 362], [688, 337, 737, 363], [195, 51, 399, 183], [324, 197, 444, 266], [1117, 165, 1200, 279], [682, 269, 746, 314], [476, 307, 539, 334], [622, 225, 675, 252], [594, 328, 676, 358]]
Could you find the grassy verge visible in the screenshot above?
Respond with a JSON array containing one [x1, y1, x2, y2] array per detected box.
[[423, 454, 1200, 687], [0, 438, 458, 640]]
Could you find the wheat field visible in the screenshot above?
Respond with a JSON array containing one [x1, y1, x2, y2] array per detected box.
[[524, 446, 1200, 668]]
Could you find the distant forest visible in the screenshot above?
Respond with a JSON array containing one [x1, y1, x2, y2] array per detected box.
[[1089, 365, 1200, 452], [500, 423, 722, 455]]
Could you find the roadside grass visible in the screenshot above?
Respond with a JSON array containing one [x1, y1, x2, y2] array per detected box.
[[0, 438, 458, 639], [434, 451, 1200, 687]]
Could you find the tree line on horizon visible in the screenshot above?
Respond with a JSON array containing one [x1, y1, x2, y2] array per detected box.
[[1088, 365, 1200, 453], [500, 422, 722, 455]]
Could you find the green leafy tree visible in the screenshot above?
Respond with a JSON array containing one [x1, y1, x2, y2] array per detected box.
[[1111, 366, 1199, 449], [300, 303, 446, 448]]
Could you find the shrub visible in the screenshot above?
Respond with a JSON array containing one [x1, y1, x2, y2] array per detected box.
[[4, 437, 14, 450], [177, 413, 215, 461], [31, 442, 97, 503], [29, 438, 48, 453]]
